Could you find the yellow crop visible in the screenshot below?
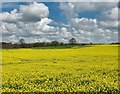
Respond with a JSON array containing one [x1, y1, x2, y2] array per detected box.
[[1, 44, 119, 93]]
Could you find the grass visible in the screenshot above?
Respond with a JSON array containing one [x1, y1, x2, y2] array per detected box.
[[1, 44, 119, 93]]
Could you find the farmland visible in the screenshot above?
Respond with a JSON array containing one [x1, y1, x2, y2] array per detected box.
[[1, 44, 119, 93]]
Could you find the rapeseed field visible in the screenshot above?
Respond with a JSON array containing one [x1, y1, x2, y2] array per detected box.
[[1, 45, 119, 93]]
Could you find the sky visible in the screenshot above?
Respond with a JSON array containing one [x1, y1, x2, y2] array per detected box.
[[0, 1, 119, 43]]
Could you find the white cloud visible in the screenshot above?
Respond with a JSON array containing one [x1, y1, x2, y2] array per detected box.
[[19, 2, 49, 22], [59, 27, 72, 38], [59, 2, 118, 43], [0, 2, 52, 43], [98, 20, 118, 29], [36, 18, 53, 32], [0, 9, 21, 23], [0, 2, 118, 43], [71, 18, 97, 31], [100, 7, 118, 21], [68, 17, 118, 43], [97, 7, 118, 30], [59, 2, 117, 19], [0, 2, 49, 23]]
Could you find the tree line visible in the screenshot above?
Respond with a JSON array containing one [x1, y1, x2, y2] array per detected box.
[[1, 38, 119, 49], [1, 38, 81, 49]]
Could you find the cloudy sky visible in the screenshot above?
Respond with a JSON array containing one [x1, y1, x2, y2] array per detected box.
[[0, 1, 119, 43]]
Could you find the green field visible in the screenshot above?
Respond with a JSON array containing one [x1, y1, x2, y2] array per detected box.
[[1, 45, 119, 93]]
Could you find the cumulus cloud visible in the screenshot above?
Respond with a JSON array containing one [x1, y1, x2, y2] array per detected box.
[[59, 2, 117, 20], [68, 18, 118, 43], [99, 7, 118, 21], [0, 9, 21, 23], [0, 2, 52, 43], [0, 2, 49, 23], [19, 2, 49, 22], [97, 7, 118, 31], [0, 2, 119, 43], [59, 2, 118, 43]]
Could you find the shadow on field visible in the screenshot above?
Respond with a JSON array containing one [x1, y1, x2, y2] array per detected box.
[[31, 45, 91, 49]]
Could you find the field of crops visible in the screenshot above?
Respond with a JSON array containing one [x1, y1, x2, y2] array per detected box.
[[1, 44, 119, 93]]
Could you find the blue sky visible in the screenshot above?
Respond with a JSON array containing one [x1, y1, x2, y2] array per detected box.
[[1, 2, 100, 23], [44, 2, 68, 23], [2, 2, 67, 23], [2, 2, 30, 12]]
